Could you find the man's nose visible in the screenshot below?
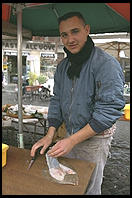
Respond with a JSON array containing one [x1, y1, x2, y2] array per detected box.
[[67, 34, 75, 43]]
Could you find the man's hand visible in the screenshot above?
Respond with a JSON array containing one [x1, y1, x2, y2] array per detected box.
[[30, 126, 56, 157], [47, 137, 75, 158], [47, 123, 96, 158], [30, 135, 52, 157]]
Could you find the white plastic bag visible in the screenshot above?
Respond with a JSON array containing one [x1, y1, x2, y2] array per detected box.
[[44, 153, 79, 185]]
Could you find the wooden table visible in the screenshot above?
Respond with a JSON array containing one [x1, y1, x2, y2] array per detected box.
[[25, 85, 43, 100], [2, 146, 96, 195], [119, 115, 130, 121], [2, 105, 49, 141], [11, 117, 47, 138], [25, 85, 42, 91]]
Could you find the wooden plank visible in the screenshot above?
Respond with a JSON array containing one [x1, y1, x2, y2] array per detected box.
[[2, 146, 96, 195]]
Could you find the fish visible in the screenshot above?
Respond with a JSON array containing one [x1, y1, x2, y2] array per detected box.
[[45, 153, 76, 182]]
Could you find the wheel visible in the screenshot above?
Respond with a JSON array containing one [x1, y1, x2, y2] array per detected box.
[[40, 87, 50, 101]]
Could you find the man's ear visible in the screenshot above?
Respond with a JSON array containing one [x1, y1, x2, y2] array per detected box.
[[85, 24, 90, 35]]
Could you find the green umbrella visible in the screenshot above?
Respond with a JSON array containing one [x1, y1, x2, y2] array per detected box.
[[3, 3, 130, 37]]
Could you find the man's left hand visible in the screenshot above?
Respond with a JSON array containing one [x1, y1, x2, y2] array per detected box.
[[47, 137, 74, 157]]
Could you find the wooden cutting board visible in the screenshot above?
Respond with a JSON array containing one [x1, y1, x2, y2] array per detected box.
[[2, 146, 96, 195]]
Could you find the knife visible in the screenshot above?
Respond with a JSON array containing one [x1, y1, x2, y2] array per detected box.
[[27, 156, 36, 170], [27, 142, 56, 170]]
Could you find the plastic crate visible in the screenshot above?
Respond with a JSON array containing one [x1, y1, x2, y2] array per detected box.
[[124, 104, 130, 120], [2, 143, 9, 167]]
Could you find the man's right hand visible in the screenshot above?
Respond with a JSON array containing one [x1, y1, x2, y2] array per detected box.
[[30, 135, 52, 157]]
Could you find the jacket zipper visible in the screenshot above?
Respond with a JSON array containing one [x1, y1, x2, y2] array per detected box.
[[69, 77, 76, 135]]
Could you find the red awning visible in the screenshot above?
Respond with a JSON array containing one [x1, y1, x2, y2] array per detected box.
[[2, 4, 11, 22], [106, 3, 130, 21]]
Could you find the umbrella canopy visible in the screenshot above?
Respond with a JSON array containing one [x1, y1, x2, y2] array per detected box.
[[95, 41, 130, 60], [2, 3, 32, 39], [2, 3, 130, 37]]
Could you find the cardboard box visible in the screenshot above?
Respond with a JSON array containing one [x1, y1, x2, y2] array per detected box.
[[2, 144, 9, 167]]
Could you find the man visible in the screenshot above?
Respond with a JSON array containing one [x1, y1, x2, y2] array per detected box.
[[31, 12, 125, 194]]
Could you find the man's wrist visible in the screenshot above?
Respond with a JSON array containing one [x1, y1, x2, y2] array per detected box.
[[46, 134, 53, 139], [68, 124, 97, 146], [68, 135, 77, 147], [46, 126, 56, 139]]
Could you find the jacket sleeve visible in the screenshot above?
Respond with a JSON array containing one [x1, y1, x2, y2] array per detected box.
[[47, 63, 63, 130], [89, 58, 125, 133]]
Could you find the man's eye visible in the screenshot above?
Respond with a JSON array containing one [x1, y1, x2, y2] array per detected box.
[[72, 29, 79, 34], [61, 33, 67, 38]]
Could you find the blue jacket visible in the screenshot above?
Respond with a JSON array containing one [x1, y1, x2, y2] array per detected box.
[[48, 47, 125, 134]]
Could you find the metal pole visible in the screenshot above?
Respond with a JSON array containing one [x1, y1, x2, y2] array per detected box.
[[117, 42, 120, 62], [16, 4, 24, 148]]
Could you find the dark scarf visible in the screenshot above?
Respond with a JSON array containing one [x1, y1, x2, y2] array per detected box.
[[64, 36, 94, 80]]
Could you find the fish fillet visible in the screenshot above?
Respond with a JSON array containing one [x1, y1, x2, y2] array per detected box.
[[45, 153, 76, 182]]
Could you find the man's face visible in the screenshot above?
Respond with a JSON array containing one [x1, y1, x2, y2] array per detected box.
[[59, 16, 90, 54]]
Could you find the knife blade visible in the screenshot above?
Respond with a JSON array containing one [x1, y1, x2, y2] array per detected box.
[[27, 147, 40, 170], [27, 157, 35, 170]]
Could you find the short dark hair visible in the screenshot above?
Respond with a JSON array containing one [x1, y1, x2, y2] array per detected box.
[[58, 12, 86, 26]]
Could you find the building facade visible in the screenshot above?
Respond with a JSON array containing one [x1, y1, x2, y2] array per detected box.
[[2, 37, 64, 84]]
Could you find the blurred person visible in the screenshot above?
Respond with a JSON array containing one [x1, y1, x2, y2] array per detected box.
[[2, 71, 7, 88], [31, 12, 125, 195]]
